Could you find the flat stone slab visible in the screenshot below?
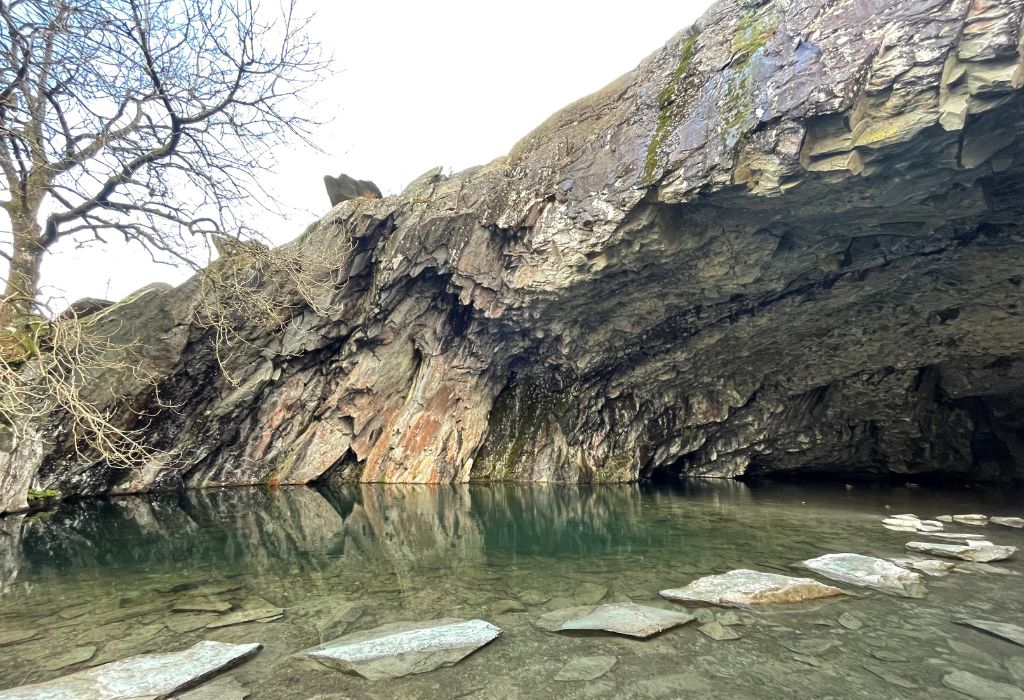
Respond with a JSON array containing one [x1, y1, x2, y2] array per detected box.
[[956, 619, 1024, 647], [293, 618, 501, 680], [924, 532, 988, 542], [537, 603, 694, 638], [801, 553, 927, 598], [0, 640, 261, 700], [942, 670, 1024, 699], [659, 569, 842, 607], [553, 655, 617, 681], [906, 541, 1016, 562], [992, 517, 1024, 528], [0, 629, 37, 647], [889, 558, 956, 577], [953, 515, 989, 525]]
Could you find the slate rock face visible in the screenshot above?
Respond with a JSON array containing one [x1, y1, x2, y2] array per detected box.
[[6, 0, 1024, 504]]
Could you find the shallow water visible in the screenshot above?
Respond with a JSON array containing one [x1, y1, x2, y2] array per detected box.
[[1, 480, 1023, 698]]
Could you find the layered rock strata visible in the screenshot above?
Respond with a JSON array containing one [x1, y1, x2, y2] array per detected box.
[[5, 0, 1024, 508]]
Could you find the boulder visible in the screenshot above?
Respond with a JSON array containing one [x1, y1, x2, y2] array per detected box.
[[659, 569, 842, 606], [323, 174, 382, 206], [801, 554, 927, 598]]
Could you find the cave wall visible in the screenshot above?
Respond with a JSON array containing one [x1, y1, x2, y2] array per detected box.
[[4, 0, 1024, 509]]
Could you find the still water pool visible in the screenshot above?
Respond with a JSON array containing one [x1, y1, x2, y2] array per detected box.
[[0, 480, 1022, 698]]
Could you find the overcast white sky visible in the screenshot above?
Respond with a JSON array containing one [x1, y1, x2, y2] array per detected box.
[[37, 0, 714, 307]]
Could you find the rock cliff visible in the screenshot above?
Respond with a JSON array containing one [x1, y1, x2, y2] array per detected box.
[[5, 0, 1024, 509]]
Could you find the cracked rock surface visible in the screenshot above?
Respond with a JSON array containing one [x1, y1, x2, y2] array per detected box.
[[6, 0, 1024, 506]]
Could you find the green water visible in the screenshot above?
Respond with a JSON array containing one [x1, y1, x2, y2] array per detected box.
[[1, 480, 1023, 698]]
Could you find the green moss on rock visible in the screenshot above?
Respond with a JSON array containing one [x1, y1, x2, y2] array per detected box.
[[644, 33, 699, 184]]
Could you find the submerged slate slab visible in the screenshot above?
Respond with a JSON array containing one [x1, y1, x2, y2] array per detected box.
[[0, 640, 261, 700], [906, 541, 1016, 562], [537, 603, 694, 638], [942, 670, 1024, 699], [801, 553, 927, 598], [293, 618, 501, 680], [956, 619, 1024, 647], [660, 569, 842, 607]]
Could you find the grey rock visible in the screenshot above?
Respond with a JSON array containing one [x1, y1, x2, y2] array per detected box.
[[889, 558, 956, 576], [906, 541, 1016, 562], [837, 612, 863, 631], [864, 662, 919, 690], [41, 645, 98, 671], [716, 610, 742, 626], [693, 608, 716, 624], [553, 655, 617, 681], [0, 640, 261, 699], [518, 590, 551, 606], [801, 553, 927, 598], [660, 569, 842, 607], [953, 515, 990, 526], [537, 603, 694, 638], [957, 620, 1024, 647], [778, 638, 840, 655], [698, 622, 740, 641], [0, 629, 36, 647], [573, 582, 609, 605], [992, 517, 1024, 529], [292, 618, 501, 680], [871, 650, 907, 662], [323, 174, 381, 207], [493, 599, 527, 614], [942, 670, 1024, 699]]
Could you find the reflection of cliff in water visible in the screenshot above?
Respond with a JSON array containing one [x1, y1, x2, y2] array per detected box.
[[0, 479, 834, 593]]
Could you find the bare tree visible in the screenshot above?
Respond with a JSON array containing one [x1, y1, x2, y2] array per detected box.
[[0, 0, 325, 357]]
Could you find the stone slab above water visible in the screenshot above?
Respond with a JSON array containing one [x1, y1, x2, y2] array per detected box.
[[801, 553, 927, 598], [536, 603, 694, 638], [292, 618, 501, 680], [0, 640, 261, 700], [906, 541, 1016, 562], [991, 517, 1024, 529], [659, 569, 842, 607]]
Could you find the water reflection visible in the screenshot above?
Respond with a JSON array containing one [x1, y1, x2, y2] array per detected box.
[[0, 480, 1022, 698]]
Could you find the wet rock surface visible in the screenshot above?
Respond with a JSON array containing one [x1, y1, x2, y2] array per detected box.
[[0, 481, 1022, 698], [5, 0, 1024, 501], [801, 553, 928, 598], [906, 541, 1017, 562], [292, 619, 501, 680], [659, 569, 842, 606], [0, 641, 261, 700], [957, 619, 1024, 647]]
